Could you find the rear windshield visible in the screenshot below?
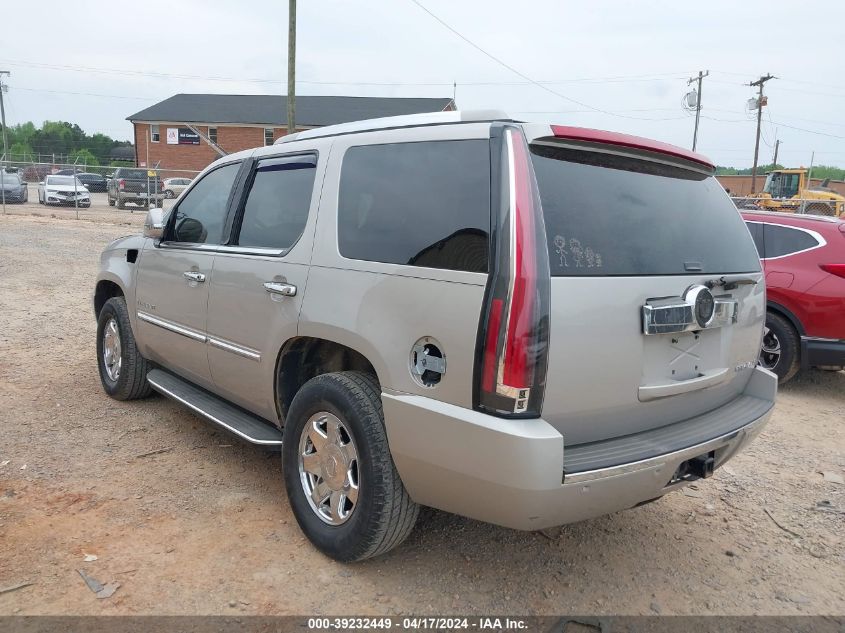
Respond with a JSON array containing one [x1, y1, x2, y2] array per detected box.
[[120, 169, 157, 179], [530, 144, 761, 276], [47, 176, 80, 186]]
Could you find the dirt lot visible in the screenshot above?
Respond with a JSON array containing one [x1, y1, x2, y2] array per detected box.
[[0, 208, 843, 616]]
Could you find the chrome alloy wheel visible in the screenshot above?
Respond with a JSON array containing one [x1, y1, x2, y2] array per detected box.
[[102, 318, 122, 381], [298, 411, 360, 525], [758, 326, 781, 370]]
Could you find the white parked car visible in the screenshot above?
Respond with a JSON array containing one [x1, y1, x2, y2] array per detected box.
[[38, 175, 91, 207], [162, 177, 192, 199]]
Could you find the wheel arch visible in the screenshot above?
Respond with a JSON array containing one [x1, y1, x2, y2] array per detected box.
[[94, 277, 125, 318], [766, 300, 804, 337], [275, 336, 380, 423]]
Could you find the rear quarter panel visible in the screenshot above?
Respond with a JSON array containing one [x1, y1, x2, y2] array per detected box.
[[301, 123, 494, 407]]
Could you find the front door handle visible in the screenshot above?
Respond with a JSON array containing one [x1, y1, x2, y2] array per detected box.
[[263, 282, 297, 297], [183, 271, 206, 283]]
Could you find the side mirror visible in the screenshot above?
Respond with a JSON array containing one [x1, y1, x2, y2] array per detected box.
[[143, 207, 166, 239], [39, 181, 44, 186]]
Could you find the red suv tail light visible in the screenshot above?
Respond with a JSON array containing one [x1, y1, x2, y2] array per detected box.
[[820, 263, 845, 279], [475, 125, 551, 418], [118, 178, 125, 190]]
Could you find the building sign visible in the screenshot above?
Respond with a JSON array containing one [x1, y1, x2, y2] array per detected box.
[[166, 127, 201, 145]]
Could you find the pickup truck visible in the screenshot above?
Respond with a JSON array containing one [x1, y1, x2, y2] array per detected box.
[[107, 167, 165, 210]]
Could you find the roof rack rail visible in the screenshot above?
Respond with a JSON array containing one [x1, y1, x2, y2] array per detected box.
[[275, 109, 511, 144]]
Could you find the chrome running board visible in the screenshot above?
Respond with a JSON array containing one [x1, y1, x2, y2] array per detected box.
[[147, 369, 283, 446]]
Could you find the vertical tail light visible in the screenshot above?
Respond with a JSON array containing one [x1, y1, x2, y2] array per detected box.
[[475, 125, 551, 418], [118, 178, 125, 191], [820, 263, 845, 279]]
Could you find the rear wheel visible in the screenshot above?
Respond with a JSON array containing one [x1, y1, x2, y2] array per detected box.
[[164, 189, 175, 199], [282, 371, 418, 561], [116, 197, 125, 210], [96, 296, 152, 400], [805, 202, 835, 217], [108, 195, 115, 207], [759, 311, 800, 383]]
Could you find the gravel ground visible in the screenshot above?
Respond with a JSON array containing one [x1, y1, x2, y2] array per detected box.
[[0, 210, 843, 616]]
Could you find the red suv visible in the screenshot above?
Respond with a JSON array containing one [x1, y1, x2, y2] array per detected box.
[[742, 211, 845, 382]]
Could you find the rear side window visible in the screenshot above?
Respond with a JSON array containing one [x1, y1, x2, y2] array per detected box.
[[763, 224, 820, 258], [531, 144, 761, 276], [745, 221, 765, 257], [170, 162, 241, 244], [237, 154, 317, 251], [337, 140, 490, 273]]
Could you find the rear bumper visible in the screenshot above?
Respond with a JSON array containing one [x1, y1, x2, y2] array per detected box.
[[383, 366, 776, 531], [802, 336, 845, 368]]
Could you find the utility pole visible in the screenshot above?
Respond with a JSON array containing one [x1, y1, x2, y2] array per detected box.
[[772, 139, 780, 167], [687, 70, 708, 152], [0, 70, 10, 216], [286, 0, 296, 135], [749, 73, 775, 193]]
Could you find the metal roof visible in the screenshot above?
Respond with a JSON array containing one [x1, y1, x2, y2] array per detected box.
[[127, 94, 455, 127]]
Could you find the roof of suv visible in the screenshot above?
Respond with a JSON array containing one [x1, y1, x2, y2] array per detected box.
[[275, 110, 714, 168]]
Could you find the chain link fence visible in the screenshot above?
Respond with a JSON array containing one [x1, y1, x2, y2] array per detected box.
[[730, 196, 844, 217], [1, 158, 201, 218]]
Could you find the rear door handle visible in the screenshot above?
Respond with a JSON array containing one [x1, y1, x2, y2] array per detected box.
[[183, 271, 206, 283], [263, 282, 297, 297]]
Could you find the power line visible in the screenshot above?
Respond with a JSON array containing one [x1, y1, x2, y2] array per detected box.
[[405, 1, 680, 121], [0, 57, 693, 88], [15, 86, 156, 100]]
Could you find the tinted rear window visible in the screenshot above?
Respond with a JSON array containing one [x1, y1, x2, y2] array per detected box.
[[237, 155, 316, 251], [337, 140, 490, 273], [531, 144, 761, 276], [763, 224, 820, 258], [120, 169, 156, 179]]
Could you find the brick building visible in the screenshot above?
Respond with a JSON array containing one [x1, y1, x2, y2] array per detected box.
[[127, 94, 456, 172]]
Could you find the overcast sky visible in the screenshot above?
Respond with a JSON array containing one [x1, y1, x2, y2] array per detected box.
[[2, 0, 844, 168]]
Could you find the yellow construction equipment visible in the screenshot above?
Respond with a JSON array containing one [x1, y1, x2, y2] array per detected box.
[[748, 168, 845, 217]]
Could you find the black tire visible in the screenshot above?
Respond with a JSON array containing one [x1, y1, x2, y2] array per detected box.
[[96, 296, 153, 400], [282, 371, 418, 562], [164, 189, 174, 199], [760, 311, 800, 383], [116, 197, 126, 210], [108, 195, 115, 207], [805, 202, 835, 217]]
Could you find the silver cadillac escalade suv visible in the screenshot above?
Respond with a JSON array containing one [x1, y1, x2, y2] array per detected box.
[[94, 111, 777, 561]]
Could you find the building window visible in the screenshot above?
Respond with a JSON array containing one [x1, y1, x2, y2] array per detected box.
[[264, 128, 275, 146], [208, 127, 218, 144], [150, 124, 160, 143]]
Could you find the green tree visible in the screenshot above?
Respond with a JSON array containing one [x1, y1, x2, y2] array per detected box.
[[8, 141, 34, 160], [69, 148, 99, 167]]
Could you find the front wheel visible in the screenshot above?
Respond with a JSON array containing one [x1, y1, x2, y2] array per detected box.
[[759, 311, 800, 383], [96, 296, 153, 400], [282, 371, 419, 561]]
